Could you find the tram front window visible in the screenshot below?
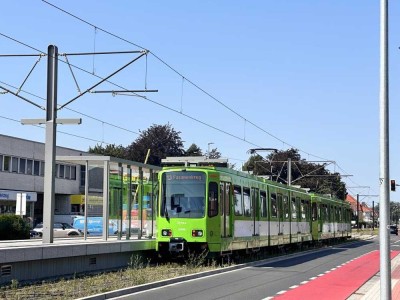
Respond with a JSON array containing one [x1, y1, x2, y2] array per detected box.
[[161, 171, 206, 218]]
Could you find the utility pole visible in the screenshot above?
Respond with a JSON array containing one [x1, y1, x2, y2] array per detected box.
[[21, 46, 81, 243], [42, 45, 58, 243], [379, 0, 391, 298], [3, 45, 152, 244], [357, 194, 360, 230]]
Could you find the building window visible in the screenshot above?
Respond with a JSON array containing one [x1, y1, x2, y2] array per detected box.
[[19, 158, 26, 174], [11, 157, 18, 173], [27, 160, 33, 175], [65, 165, 71, 179], [40, 161, 45, 176], [59, 164, 65, 178], [80, 165, 86, 186], [71, 166, 76, 180], [33, 161, 40, 176], [3, 156, 10, 172]]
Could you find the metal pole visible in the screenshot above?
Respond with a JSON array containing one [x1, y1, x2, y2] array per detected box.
[[138, 167, 143, 240], [102, 161, 109, 241], [357, 194, 359, 230], [379, 0, 391, 298], [84, 160, 89, 240], [127, 166, 132, 240], [288, 158, 292, 186], [42, 45, 58, 244], [372, 201, 375, 231]]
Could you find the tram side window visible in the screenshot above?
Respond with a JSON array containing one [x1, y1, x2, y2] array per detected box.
[[291, 197, 297, 219], [270, 193, 278, 218], [305, 200, 310, 220], [208, 182, 218, 217], [260, 191, 267, 217], [277, 194, 283, 219], [312, 203, 318, 221], [284, 195, 289, 219], [243, 187, 251, 217], [323, 205, 328, 221], [300, 200, 305, 220], [234, 185, 243, 216], [328, 205, 332, 222]]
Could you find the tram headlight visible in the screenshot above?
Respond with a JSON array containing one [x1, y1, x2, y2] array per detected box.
[[162, 229, 172, 236], [191, 230, 203, 237]]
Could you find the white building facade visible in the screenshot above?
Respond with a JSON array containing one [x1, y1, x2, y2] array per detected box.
[[0, 134, 88, 225]]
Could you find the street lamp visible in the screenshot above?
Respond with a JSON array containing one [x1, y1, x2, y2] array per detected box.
[[207, 142, 214, 158]]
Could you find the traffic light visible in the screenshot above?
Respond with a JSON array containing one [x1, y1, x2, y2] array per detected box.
[[391, 179, 396, 191]]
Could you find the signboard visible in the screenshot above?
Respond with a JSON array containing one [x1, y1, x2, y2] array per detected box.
[[0, 190, 37, 202], [15, 193, 26, 216]]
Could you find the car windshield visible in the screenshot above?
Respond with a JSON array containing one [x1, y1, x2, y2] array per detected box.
[[34, 223, 74, 229], [61, 223, 74, 229]]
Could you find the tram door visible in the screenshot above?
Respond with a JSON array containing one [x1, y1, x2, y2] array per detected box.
[[220, 182, 231, 237], [252, 188, 259, 236], [278, 194, 284, 235]]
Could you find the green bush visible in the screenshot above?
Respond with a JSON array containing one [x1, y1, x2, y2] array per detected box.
[[0, 215, 30, 240]]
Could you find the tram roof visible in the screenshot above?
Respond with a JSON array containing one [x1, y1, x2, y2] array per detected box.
[[162, 156, 229, 167]]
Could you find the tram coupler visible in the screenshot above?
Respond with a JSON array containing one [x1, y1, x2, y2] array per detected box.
[[169, 237, 186, 253]]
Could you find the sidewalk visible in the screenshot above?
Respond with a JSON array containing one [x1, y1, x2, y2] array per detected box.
[[348, 250, 400, 299]]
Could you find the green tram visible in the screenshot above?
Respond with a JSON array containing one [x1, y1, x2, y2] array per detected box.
[[156, 157, 352, 258]]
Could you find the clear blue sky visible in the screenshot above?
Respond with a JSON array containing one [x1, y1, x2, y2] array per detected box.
[[1, 1, 399, 203]]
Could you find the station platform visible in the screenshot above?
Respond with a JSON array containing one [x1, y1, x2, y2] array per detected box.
[[0, 236, 155, 284], [272, 249, 400, 300]]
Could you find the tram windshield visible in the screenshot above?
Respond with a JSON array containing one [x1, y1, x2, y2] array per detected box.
[[161, 171, 206, 218]]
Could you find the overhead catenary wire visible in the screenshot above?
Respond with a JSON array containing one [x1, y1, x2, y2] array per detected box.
[[0, 80, 141, 136], [2, 3, 359, 186], [0, 34, 263, 148], [0, 31, 354, 183], [39, 0, 328, 162]]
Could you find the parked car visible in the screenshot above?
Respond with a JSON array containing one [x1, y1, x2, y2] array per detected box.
[[390, 225, 398, 235], [32, 222, 83, 238]]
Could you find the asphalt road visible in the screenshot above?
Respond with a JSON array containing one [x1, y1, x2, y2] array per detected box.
[[110, 236, 395, 300]]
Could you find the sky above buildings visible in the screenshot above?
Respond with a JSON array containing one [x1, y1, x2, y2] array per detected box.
[[1, 1, 399, 202]]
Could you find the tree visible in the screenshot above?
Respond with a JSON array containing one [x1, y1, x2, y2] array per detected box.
[[88, 143, 126, 159], [125, 123, 185, 166], [243, 148, 347, 200], [207, 148, 221, 159], [375, 201, 400, 225], [185, 143, 203, 156]]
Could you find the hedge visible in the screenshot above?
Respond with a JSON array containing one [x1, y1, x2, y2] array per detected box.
[[0, 215, 30, 240]]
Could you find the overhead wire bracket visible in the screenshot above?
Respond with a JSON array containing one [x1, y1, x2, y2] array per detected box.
[[62, 54, 81, 94], [58, 50, 149, 110], [16, 54, 43, 95]]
